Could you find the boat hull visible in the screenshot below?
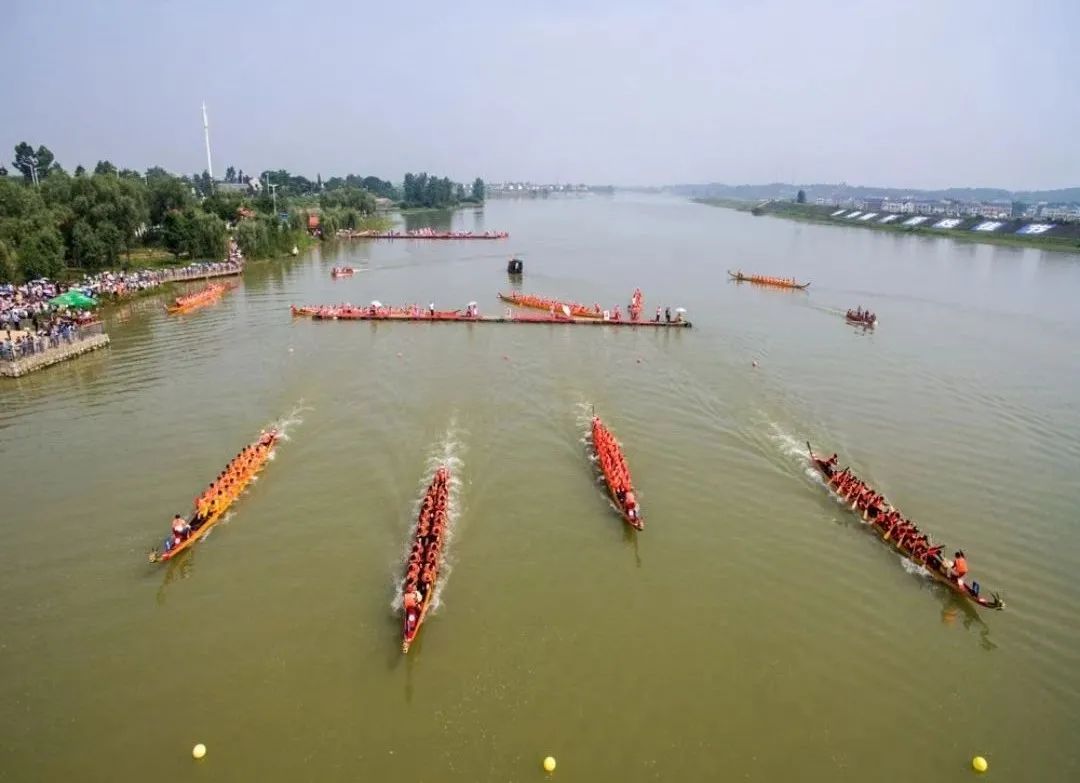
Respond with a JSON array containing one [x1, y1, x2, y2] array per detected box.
[[591, 417, 643, 530], [807, 444, 1002, 609], [149, 432, 278, 563], [498, 292, 603, 318], [727, 271, 810, 290], [846, 315, 877, 327], [401, 468, 451, 652]]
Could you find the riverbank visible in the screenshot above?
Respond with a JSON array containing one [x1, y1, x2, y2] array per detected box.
[[1, 324, 110, 377], [393, 203, 484, 214], [695, 198, 1080, 252]]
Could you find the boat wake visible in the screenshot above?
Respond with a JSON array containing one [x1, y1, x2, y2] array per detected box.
[[390, 423, 465, 616], [767, 421, 820, 482], [270, 400, 311, 443], [899, 556, 930, 579]]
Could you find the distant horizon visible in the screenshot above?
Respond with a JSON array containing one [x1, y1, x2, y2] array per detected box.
[[3, 148, 1077, 199]]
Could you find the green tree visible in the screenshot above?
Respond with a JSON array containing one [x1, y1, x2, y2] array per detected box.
[[162, 209, 193, 257], [16, 227, 65, 278], [471, 177, 485, 201], [0, 176, 67, 280], [201, 191, 244, 222], [224, 166, 236, 183], [74, 165, 86, 177], [148, 174, 193, 224], [796, 189, 807, 204], [161, 208, 227, 258], [12, 142, 55, 184], [71, 220, 107, 268], [94, 160, 117, 176], [0, 239, 16, 281], [320, 185, 375, 214]]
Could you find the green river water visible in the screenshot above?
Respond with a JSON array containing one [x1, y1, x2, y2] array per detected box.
[[2, 195, 1079, 782]]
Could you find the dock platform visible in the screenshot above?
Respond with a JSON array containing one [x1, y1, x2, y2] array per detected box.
[[291, 307, 691, 328]]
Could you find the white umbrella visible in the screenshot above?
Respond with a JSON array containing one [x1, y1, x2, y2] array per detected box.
[[675, 307, 687, 313], [370, 300, 383, 308], [467, 301, 478, 307]]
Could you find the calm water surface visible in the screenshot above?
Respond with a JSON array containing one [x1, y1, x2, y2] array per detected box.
[[2, 196, 1079, 782]]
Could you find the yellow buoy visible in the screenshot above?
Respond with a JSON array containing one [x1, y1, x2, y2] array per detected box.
[[543, 756, 557, 772], [972, 756, 987, 773], [192, 743, 207, 760]]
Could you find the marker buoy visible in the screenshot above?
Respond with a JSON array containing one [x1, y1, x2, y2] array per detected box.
[[972, 756, 988, 773], [752, 360, 759, 367], [543, 756, 556, 772], [192, 743, 207, 760]]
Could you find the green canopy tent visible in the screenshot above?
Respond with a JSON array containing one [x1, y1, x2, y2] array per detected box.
[[48, 291, 98, 310]]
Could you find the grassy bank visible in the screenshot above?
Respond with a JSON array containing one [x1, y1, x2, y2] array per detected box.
[[694, 199, 1080, 253]]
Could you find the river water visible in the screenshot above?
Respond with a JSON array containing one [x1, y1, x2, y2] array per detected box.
[[2, 196, 1079, 782]]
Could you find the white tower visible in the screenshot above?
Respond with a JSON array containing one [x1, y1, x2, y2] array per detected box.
[[202, 102, 214, 189]]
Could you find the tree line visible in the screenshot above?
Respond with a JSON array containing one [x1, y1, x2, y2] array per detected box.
[[402, 173, 485, 209], [1, 141, 486, 283]]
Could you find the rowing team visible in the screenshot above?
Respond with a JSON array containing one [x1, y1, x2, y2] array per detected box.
[[847, 306, 876, 322], [821, 455, 969, 586], [735, 271, 797, 286], [402, 468, 450, 621], [512, 293, 599, 316], [173, 283, 225, 308], [165, 429, 277, 548], [592, 418, 639, 521]]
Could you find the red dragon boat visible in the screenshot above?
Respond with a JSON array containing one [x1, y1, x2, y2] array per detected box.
[[590, 413, 643, 530], [401, 466, 451, 652], [498, 291, 602, 318]]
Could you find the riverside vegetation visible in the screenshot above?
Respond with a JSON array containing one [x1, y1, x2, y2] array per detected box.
[[1, 141, 487, 283], [695, 198, 1080, 252]]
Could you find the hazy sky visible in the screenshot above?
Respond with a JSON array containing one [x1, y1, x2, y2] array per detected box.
[[4, 0, 1078, 189]]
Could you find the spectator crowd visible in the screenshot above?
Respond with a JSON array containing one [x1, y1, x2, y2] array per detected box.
[[2, 245, 243, 363]]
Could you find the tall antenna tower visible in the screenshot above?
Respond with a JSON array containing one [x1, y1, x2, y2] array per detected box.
[[201, 102, 214, 190]]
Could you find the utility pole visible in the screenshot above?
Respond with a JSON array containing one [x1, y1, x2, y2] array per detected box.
[[269, 183, 279, 216], [202, 102, 214, 193]]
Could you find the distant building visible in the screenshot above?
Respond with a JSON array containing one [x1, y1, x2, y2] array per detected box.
[[1041, 205, 1080, 221], [216, 177, 260, 195]]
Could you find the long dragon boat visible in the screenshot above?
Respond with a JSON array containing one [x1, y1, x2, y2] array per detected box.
[[590, 414, 643, 530], [166, 281, 235, 314], [807, 443, 1003, 609], [289, 305, 692, 327], [344, 230, 509, 240], [148, 429, 279, 563], [498, 291, 602, 318], [330, 267, 356, 278], [727, 271, 810, 290], [401, 466, 451, 652]]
